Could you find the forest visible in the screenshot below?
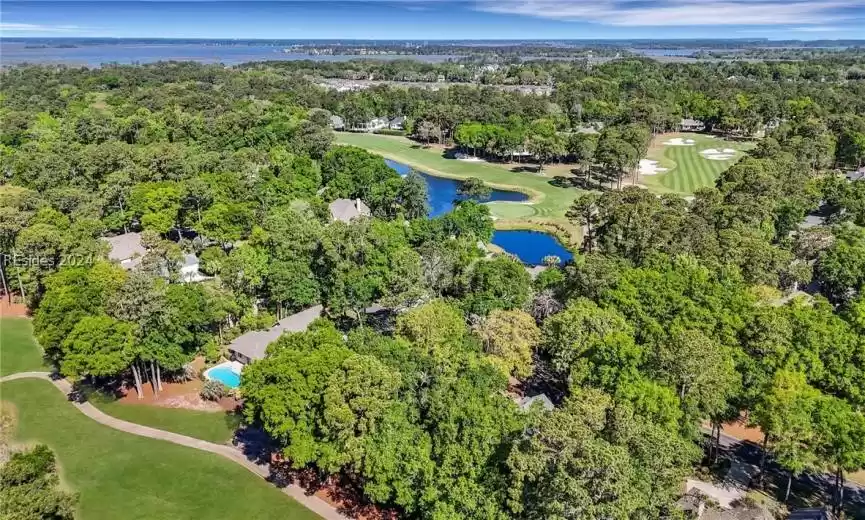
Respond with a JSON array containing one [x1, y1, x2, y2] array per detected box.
[[0, 55, 864, 519]]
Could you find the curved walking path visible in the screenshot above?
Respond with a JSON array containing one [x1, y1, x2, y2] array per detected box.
[[0, 371, 348, 520]]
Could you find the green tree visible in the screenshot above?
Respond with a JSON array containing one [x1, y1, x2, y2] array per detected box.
[[0, 445, 76, 520], [463, 255, 532, 316], [507, 388, 698, 519], [457, 177, 492, 201], [752, 370, 820, 500], [475, 309, 540, 379]]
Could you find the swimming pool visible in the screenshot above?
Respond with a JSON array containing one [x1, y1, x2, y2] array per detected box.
[[204, 361, 242, 389]]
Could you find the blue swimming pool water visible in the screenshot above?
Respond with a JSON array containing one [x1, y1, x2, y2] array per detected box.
[[385, 159, 529, 217], [385, 159, 573, 264], [207, 366, 240, 389], [491, 230, 574, 266]]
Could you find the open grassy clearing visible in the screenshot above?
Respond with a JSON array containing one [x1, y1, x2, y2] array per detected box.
[[0, 318, 48, 376], [335, 132, 583, 243], [639, 132, 754, 195], [88, 393, 241, 444], [1, 379, 321, 520]]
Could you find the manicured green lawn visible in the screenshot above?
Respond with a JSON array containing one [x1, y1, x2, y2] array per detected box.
[[0, 318, 48, 376], [640, 133, 754, 195], [89, 394, 241, 445], [1, 379, 321, 520], [335, 132, 581, 225]]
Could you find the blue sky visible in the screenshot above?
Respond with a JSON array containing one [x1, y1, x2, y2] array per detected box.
[[2, 1, 864, 40]]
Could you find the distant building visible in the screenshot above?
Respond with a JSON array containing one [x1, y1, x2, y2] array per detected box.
[[845, 166, 865, 182], [680, 118, 706, 132], [102, 232, 146, 270], [330, 115, 345, 130], [350, 117, 389, 132], [180, 253, 208, 283], [228, 305, 323, 364], [389, 116, 406, 130], [329, 198, 371, 223]]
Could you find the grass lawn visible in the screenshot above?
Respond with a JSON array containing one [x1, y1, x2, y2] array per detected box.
[[1, 379, 321, 520], [335, 132, 583, 242], [639, 132, 755, 196], [0, 318, 242, 445], [0, 318, 48, 376], [89, 393, 242, 444], [88, 390, 243, 446]]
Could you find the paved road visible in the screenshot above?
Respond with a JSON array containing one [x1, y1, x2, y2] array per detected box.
[[701, 425, 865, 506], [0, 371, 348, 520]]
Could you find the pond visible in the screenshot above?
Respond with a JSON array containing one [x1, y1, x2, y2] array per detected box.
[[385, 159, 528, 217], [385, 159, 573, 265], [490, 230, 573, 266]]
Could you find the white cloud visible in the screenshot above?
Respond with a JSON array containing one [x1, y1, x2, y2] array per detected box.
[[474, 0, 861, 26], [0, 22, 86, 32]]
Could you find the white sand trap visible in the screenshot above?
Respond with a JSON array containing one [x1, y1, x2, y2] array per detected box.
[[663, 137, 695, 146], [639, 159, 669, 176], [700, 148, 736, 161]]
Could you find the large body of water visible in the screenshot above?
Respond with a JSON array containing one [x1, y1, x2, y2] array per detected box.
[[384, 159, 573, 265], [0, 42, 460, 67]]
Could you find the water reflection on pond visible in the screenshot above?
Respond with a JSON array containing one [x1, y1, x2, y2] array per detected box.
[[385, 158, 572, 265]]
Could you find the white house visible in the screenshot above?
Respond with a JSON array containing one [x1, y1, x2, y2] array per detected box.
[[350, 117, 389, 132], [389, 116, 406, 130], [102, 232, 146, 270], [330, 115, 345, 130]]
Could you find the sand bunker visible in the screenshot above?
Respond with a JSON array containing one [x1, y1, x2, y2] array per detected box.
[[700, 148, 736, 161], [455, 152, 483, 162], [639, 159, 669, 176], [664, 138, 696, 146]]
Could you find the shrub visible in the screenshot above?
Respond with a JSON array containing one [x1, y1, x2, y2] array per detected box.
[[373, 128, 405, 136], [200, 379, 228, 401]]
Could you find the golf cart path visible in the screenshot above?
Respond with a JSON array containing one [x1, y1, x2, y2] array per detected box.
[[0, 371, 349, 520]]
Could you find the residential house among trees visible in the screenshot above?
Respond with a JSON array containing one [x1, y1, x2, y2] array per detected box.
[[228, 305, 323, 363], [389, 116, 406, 130], [328, 198, 371, 223], [102, 232, 146, 270], [350, 117, 389, 132], [330, 115, 345, 130]]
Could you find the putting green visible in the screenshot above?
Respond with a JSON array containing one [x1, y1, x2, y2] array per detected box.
[[639, 133, 754, 195]]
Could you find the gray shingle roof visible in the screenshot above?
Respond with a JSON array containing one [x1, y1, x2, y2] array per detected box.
[[329, 198, 371, 223], [518, 394, 554, 411], [228, 305, 323, 361], [102, 233, 146, 268]]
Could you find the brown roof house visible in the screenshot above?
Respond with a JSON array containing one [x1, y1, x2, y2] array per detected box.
[[329, 198, 371, 223], [102, 232, 146, 270]]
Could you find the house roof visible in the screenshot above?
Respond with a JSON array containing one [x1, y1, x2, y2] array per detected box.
[[330, 115, 344, 127], [390, 116, 406, 124], [845, 169, 865, 182], [102, 232, 146, 263], [228, 305, 323, 361], [182, 253, 199, 268], [518, 394, 554, 411], [681, 118, 705, 126], [329, 198, 371, 223]]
